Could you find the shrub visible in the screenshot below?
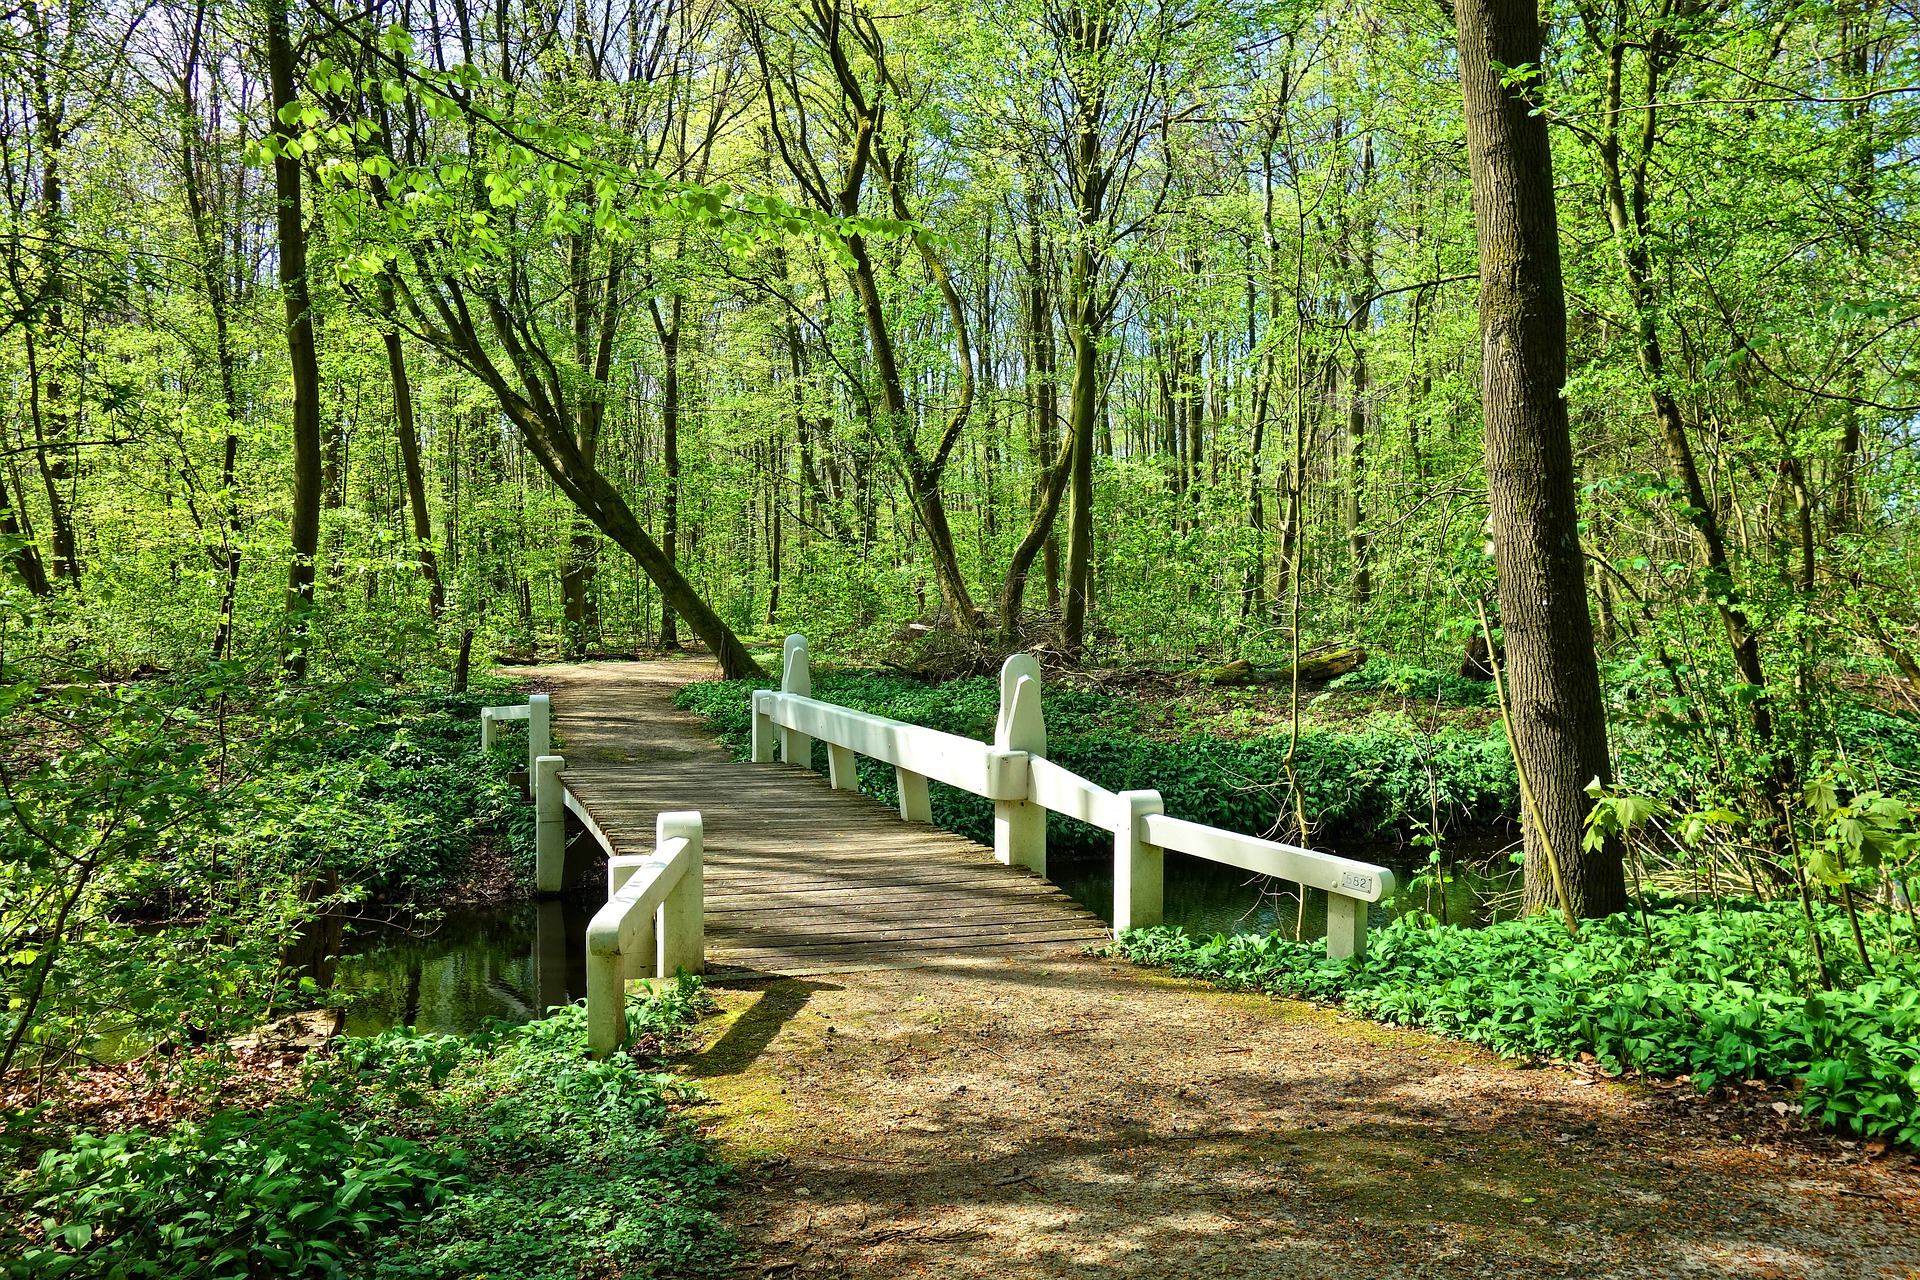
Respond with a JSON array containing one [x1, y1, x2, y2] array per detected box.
[[6, 979, 734, 1280], [1114, 899, 1920, 1145]]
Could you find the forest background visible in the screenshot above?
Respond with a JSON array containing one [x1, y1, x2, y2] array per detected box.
[[1, 0, 1919, 1132]]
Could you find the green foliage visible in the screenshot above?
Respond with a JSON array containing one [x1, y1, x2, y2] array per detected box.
[[1327, 662, 1492, 707], [675, 671, 1517, 853], [1115, 899, 1920, 1145], [9, 1107, 463, 1278], [0, 659, 528, 1077], [7, 980, 734, 1280]]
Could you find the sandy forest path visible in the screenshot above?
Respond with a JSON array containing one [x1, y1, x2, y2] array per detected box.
[[537, 659, 1919, 1279]]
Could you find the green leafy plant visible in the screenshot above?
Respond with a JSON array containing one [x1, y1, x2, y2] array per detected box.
[[1114, 899, 1920, 1146]]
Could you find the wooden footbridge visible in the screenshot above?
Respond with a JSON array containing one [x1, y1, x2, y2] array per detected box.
[[484, 638, 1394, 1057]]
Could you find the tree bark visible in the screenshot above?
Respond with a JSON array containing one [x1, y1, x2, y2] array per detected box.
[[379, 275, 443, 617], [266, 0, 322, 678], [1455, 0, 1625, 917], [654, 295, 682, 648]]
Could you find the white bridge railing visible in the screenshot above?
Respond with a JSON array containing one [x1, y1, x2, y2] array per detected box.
[[480, 692, 549, 774], [479, 696, 705, 1058], [585, 811, 704, 1057], [751, 635, 1395, 958]]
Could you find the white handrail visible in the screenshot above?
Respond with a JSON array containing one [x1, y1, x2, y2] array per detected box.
[[479, 692, 550, 777], [747, 634, 1395, 958], [585, 811, 704, 1058]]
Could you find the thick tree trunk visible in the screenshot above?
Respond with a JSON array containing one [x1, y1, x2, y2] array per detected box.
[[267, 0, 322, 678], [1455, 0, 1625, 917]]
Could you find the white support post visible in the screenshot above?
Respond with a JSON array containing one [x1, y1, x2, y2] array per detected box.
[[896, 767, 933, 822], [1114, 789, 1165, 935], [656, 812, 705, 976], [528, 694, 551, 777], [534, 754, 566, 893], [778, 634, 814, 770], [993, 655, 1046, 874], [827, 742, 859, 791], [750, 689, 777, 763], [587, 942, 625, 1058], [1326, 892, 1368, 959], [480, 706, 498, 753]]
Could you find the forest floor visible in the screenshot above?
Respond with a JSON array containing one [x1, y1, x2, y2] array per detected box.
[[548, 658, 1920, 1279]]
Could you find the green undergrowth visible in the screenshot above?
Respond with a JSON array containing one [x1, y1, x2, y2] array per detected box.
[[283, 676, 537, 901], [674, 670, 1518, 853], [5, 978, 735, 1279], [1115, 899, 1920, 1145]]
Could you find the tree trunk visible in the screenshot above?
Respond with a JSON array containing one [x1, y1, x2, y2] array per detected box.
[[657, 300, 681, 649], [380, 275, 443, 617], [267, 0, 322, 678], [1061, 302, 1098, 656], [1455, 0, 1624, 917]]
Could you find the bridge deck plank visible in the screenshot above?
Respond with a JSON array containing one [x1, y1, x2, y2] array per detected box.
[[542, 666, 1108, 977]]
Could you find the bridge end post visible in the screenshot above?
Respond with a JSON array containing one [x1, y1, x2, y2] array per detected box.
[[527, 694, 551, 777], [751, 689, 777, 763], [779, 635, 814, 769], [480, 706, 497, 753], [1326, 893, 1368, 959], [533, 754, 566, 894], [1114, 790, 1165, 936], [586, 946, 625, 1059], [993, 661, 1047, 873], [657, 812, 705, 976]]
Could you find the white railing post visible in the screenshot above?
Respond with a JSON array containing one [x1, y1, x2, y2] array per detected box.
[[779, 634, 814, 770], [528, 693, 551, 777], [656, 812, 705, 976], [895, 768, 933, 822], [534, 754, 566, 893], [587, 812, 705, 1058], [1326, 893, 1368, 959], [827, 741, 859, 790], [480, 705, 498, 752], [1114, 789, 1165, 935], [992, 655, 1046, 874], [750, 688, 777, 763], [586, 926, 627, 1058]]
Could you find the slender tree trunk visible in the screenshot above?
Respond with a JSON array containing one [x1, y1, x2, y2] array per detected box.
[[1001, 202, 1071, 638], [1062, 291, 1098, 656], [1455, 0, 1625, 917], [380, 275, 443, 617], [25, 6, 78, 587], [657, 298, 681, 649], [1589, 22, 1793, 840], [267, 0, 322, 678]]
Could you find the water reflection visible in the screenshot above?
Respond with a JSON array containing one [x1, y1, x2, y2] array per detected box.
[[333, 894, 603, 1036]]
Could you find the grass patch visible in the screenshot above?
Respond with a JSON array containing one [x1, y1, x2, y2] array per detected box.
[[1113, 899, 1920, 1145], [6, 978, 735, 1279]]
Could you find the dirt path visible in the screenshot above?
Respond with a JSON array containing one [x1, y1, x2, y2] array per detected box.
[[541, 661, 1920, 1279]]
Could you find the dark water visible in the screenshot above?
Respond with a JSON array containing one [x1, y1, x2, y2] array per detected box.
[[333, 895, 605, 1037], [332, 844, 1514, 1036]]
